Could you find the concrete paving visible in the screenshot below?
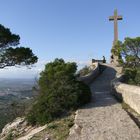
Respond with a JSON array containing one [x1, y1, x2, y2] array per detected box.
[[67, 65, 140, 140]]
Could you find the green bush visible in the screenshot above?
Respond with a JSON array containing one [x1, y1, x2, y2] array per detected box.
[[124, 67, 140, 85], [27, 59, 91, 125], [76, 81, 92, 105], [114, 37, 140, 86], [134, 68, 140, 86], [5, 132, 13, 140]]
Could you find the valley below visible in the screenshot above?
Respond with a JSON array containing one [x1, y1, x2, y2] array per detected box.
[[0, 78, 36, 131]]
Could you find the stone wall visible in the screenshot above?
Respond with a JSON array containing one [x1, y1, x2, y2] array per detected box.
[[78, 63, 100, 85], [112, 76, 140, 115]]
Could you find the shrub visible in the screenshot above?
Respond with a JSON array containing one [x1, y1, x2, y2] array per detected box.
[[76, 81, 92, 105], [134, 68, 140, 86], [27, 59, 91, 125], [5, 132, 13, 140], [124, 67, 140, 85]]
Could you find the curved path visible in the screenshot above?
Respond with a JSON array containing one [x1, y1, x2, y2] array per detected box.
[[68, 65, 140, 140]]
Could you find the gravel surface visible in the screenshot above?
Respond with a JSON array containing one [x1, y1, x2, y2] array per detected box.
[[67, 65, 140, 140]]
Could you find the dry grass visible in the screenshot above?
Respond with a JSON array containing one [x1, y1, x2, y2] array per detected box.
[[31, 114, 74, 140]]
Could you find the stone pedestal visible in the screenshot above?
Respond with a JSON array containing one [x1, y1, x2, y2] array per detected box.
[[110, 54, 119, 66]]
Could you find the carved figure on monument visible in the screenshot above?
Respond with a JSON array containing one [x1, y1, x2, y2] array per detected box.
[[110, 55, 114, 63], [109, 9, 123, 65]]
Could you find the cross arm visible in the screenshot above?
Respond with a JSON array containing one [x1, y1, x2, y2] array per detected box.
[[109, 16, 114, 21], [117, 15, 123, 20], [109, 15, 123, 21]]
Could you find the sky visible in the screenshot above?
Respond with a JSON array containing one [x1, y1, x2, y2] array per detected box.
[[0, 0, 140, 78]]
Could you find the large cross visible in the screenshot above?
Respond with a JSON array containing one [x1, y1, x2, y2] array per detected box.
[[109, 9, 123, 45]]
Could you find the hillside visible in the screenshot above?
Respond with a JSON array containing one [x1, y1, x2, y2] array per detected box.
[[0, 78, 36, 131]]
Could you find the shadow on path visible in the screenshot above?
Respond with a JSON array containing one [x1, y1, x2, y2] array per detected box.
[[67, 65, 140, 140]]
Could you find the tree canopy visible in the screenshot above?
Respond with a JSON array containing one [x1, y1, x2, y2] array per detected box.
[[113, 37, 140, 68], [122, 37, 140, 68], [114, 37, 140, 85], [0, 24, 38, 68], [27, 59, 91, 125]]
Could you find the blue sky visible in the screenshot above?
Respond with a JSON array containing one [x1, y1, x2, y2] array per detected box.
[[0, 0, 140, 78]]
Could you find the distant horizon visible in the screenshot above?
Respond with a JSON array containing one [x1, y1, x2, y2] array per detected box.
[[0, 59, 92, 79], [0, 77, 36, 80]]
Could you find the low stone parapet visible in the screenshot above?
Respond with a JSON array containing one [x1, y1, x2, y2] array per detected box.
[[112, 75, 140, 115], [77, 63, 100, 84]]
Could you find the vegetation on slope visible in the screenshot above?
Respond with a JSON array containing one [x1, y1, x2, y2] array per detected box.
[[30, 114, 74, 140], [27, 58, 91, 125], [0, 22, 37, 132], [113, 37, 140, 86], [0, 95, 34, 132]]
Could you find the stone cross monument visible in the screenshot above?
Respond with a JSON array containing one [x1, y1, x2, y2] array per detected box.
[[109, 9, 123, 45], [109, 9, 123, 65]]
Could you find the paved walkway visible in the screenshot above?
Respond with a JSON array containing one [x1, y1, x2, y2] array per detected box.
[[68, 65, 140, 140]]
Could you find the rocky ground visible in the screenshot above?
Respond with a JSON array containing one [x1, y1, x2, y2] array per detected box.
[[0, 117, 48, 140]]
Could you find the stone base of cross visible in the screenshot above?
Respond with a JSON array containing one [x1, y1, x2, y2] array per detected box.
[[110, 54, 119, 66]]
